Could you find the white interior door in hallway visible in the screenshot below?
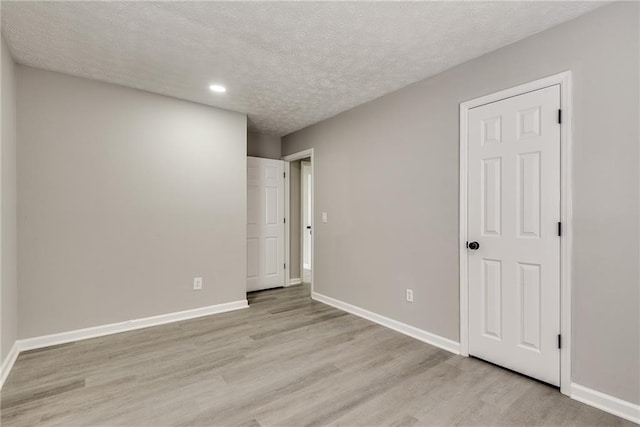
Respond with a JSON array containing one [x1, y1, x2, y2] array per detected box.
[[467, 85, 561, 386], [247, 157, 285, 292]]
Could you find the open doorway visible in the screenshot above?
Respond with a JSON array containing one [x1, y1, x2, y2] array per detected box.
[[301, 159, 312, 283], [283, 149, 314, 295]]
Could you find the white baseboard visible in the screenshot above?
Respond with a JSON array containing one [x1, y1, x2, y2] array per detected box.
[[1, 300, 248, 389], [17, 300, 248, 352], [311, 291, 460, 355], [571, 383, 640, 424], [0, 341, 19, 389], [288, 278, 302, 286]]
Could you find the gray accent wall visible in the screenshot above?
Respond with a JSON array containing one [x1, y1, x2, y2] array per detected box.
[[282, 3, 639, 405], [247, 131, 281, 159], [17, 67, 248, 339], [1, 36, 18, 364]]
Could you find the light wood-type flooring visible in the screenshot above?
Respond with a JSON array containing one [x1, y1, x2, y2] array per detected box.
[[1, 284, 634, 426]]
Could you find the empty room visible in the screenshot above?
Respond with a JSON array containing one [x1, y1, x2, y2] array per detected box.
[[0, 1, 639, 426]]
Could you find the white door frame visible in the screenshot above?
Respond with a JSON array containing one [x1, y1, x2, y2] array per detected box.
[[459, 71, 573, 395], [282, 148, 314, 294]]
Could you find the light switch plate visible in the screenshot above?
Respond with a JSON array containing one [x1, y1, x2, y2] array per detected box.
[[406, 289, 414, 303], [322, 212, 328, 223]]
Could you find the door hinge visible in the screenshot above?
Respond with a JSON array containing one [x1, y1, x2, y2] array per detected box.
[[558, 334, 562, 349], [283, 172, 286, 178], [284, 263, 286, 269], [558, 109, 562, 124], [284, 217, 286, 224], [557, 222, 562, 237]]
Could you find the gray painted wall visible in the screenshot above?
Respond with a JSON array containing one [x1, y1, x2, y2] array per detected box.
[[1, 36, 18, 364], [282, 3, 639, 405], [18, 66, 248, 339], [247, 131, 281, 159], [289, 160, 302, 281]]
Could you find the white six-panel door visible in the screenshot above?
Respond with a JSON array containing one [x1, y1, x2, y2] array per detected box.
[[247, 157, 285, 292], [467, 85, 561, 385]]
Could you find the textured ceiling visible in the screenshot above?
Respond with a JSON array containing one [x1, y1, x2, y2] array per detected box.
[[1, 1, 605, 136]]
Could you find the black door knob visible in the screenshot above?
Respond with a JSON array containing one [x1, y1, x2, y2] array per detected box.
[[468, 241, 480, 250]]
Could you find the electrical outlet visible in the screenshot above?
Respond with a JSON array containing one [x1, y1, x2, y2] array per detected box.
[[406, 289, 414, 303], [193, 277, 203, 291]]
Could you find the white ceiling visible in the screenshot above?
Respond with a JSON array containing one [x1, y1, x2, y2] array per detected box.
[[1, 1, 604, 136]]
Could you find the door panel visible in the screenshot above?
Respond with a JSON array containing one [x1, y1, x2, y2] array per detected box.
[[247, 238, 259, 279], [518, 262, 542, 350], [247, 157, 285, 292], [517, 152, 541, 238], [265, 186, 278, 225], [482, 258, 502, 340], [247, 186, 259, 225], [468, 85, 561, 386], [482, 157, 502, 236]]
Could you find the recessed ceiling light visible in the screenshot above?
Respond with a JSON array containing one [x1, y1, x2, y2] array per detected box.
[[209, 84, 226, 93]]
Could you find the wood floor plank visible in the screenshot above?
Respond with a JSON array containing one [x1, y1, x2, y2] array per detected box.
[[1, 284, 635, 426]]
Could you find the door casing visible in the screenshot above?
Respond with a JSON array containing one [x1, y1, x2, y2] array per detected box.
[[459, 71, 573, 395]]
